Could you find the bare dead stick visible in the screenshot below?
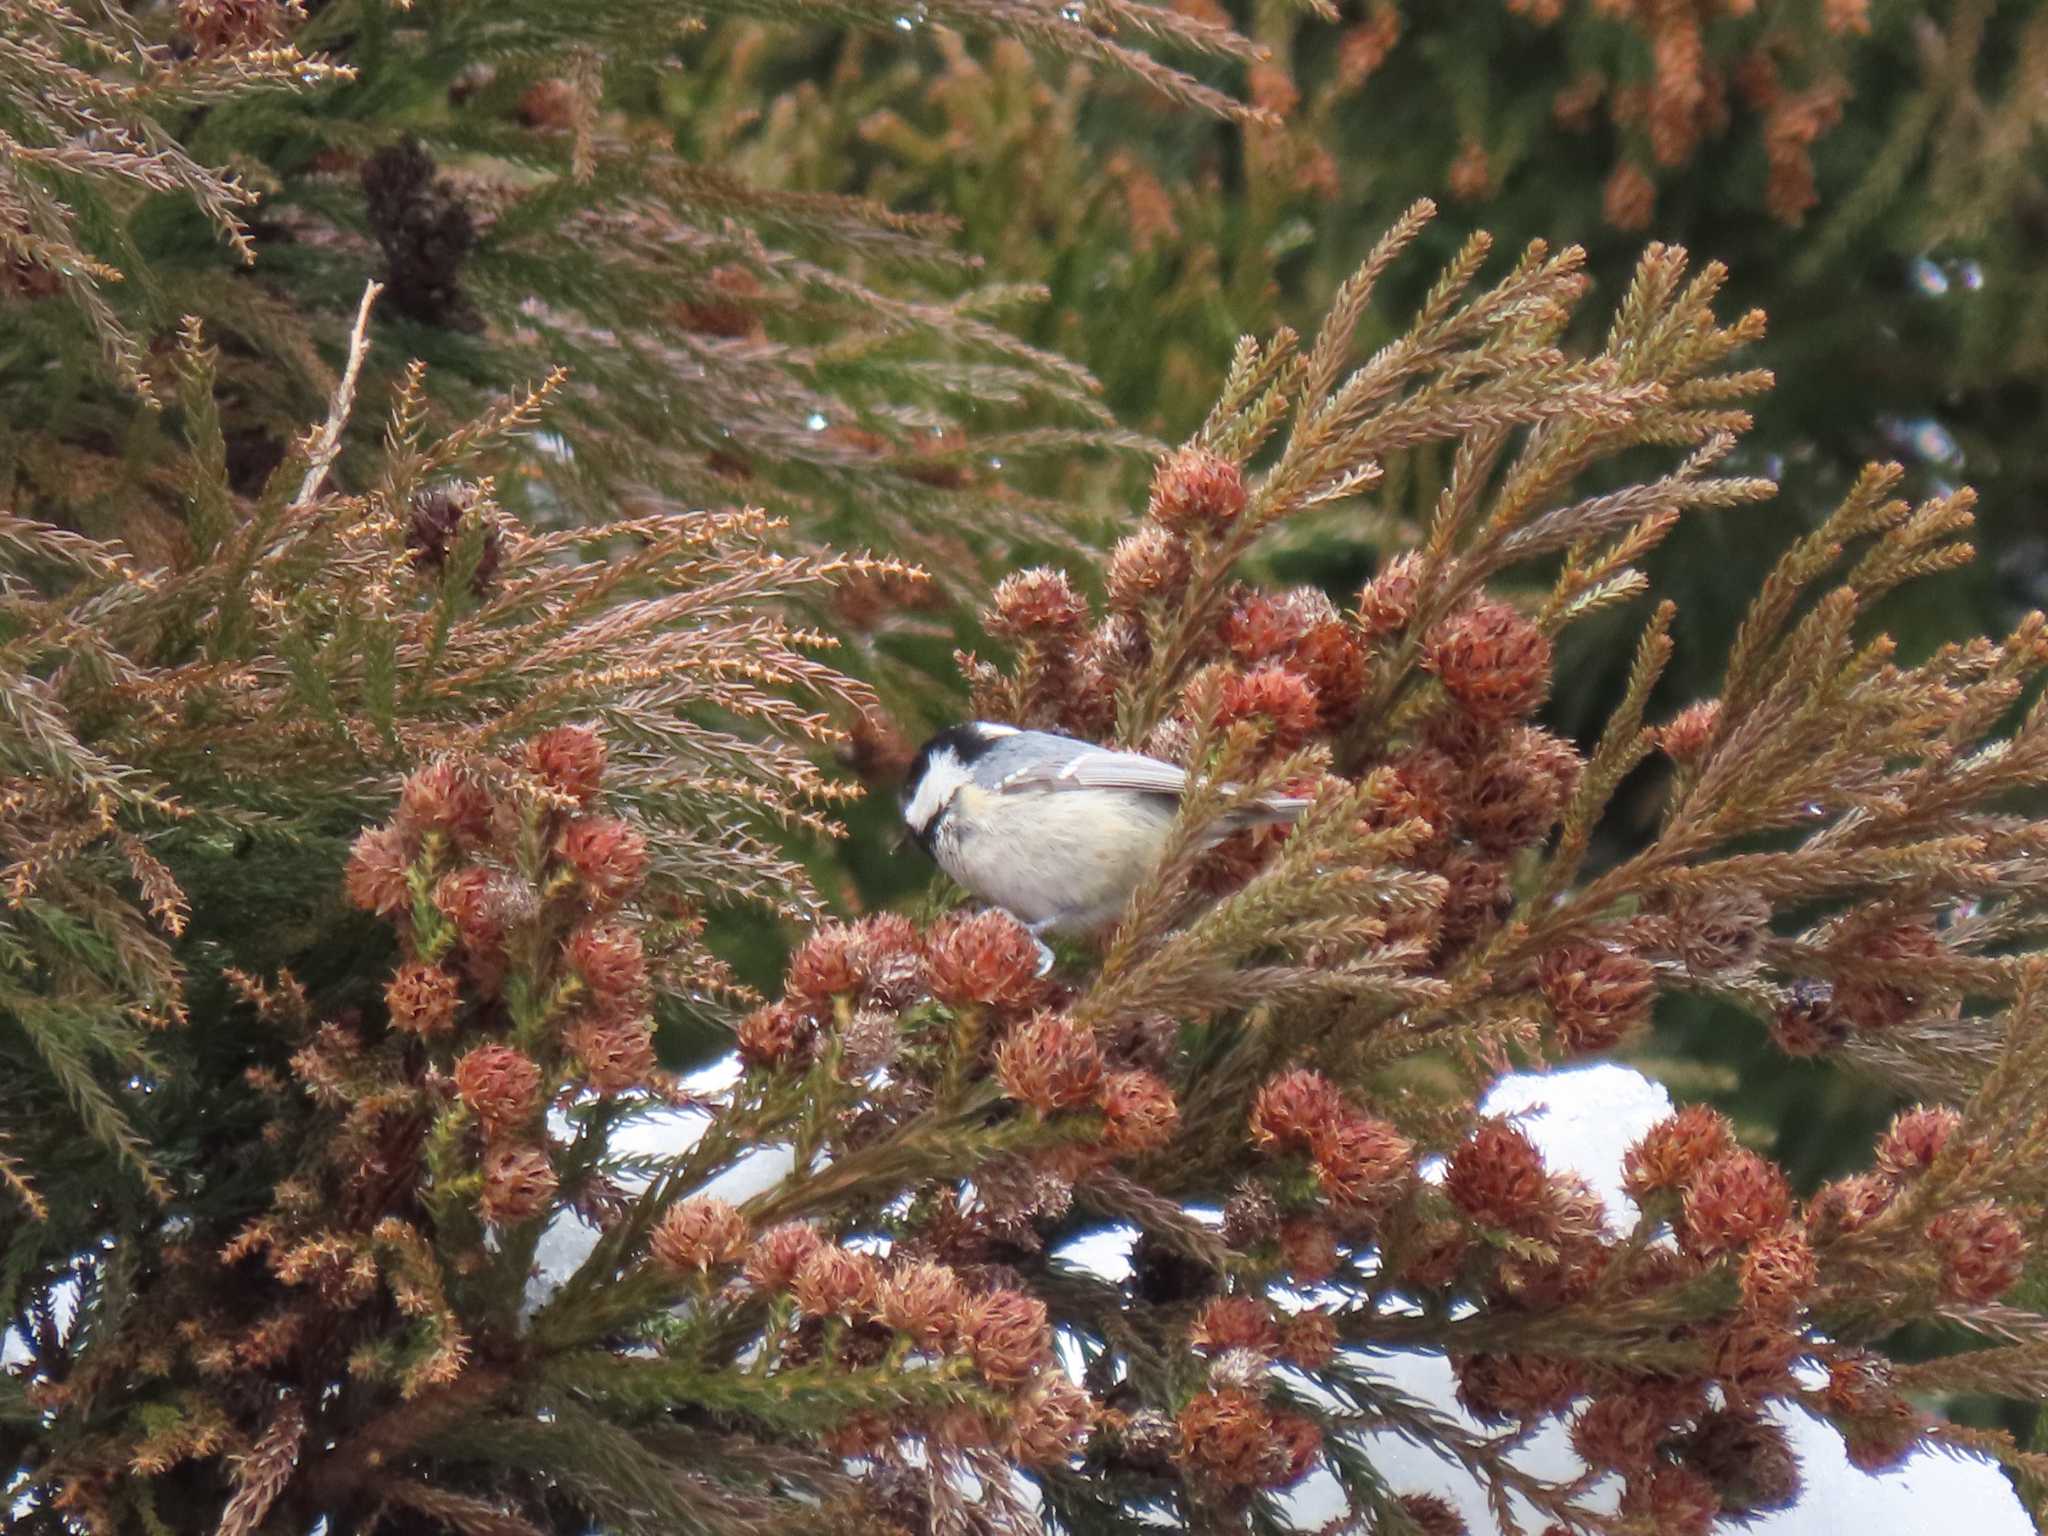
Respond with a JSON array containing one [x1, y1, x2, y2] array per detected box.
[[293, 279, 384, 510]]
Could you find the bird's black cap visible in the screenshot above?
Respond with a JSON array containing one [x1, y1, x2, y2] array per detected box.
[[905, 722, 1005, 786]]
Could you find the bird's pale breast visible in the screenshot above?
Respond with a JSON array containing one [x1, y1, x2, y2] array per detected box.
[[935, 783, 1177, 934]]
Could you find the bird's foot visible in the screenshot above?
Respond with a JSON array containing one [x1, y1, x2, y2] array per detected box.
[[1025, 922, 1057, 977]]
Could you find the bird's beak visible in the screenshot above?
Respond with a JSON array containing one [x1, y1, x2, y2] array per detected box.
[[889, 824, 913, 854]]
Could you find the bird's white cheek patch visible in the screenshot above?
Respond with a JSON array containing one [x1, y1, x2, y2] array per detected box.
[[903, 749, 970, 835]]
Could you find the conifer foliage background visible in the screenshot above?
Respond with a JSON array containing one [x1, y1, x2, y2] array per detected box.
[[8, 2, 2048, 1535]]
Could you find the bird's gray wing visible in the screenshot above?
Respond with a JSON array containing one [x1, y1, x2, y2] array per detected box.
[[989, 735, 1312, 822], [992, 745, 1190, 798]]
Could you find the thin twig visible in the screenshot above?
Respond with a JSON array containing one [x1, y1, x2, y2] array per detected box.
[[294, 279, 383, 509]]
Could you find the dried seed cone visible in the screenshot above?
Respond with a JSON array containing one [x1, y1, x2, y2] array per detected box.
[[1308, 1112, 1412, 1210], [399, 760, 494, 847], [1453, 1352, 1584, 1423], [1213, 664, 1321, 751], [405, 484, 502, 595], [988, 567, 1089, 638], [567, 921, 648, 1007], [650, 1197, 749, 1274], [1265, 1408, 1323, 1488], [671, 263, 765, 339], [1447, 135, 1494, 200], [1770, 979, 1847, 1057], [1190, 821, 1288, 896], [878, 1260, 968, 1350], [1249, 1068, 1343, 1154], [1662, 886, 1770, 975], [963, 1289, 1051, 1385], [1570, 1390, 1666, 1473], [838, 1004, 900, 1077], [1927, 1200, 2027, 1303], [1279, 1309, 1337, 1370], [1831, 919, 1944, 1033], [1435, 852, 1514, 952], [744, 1222, 825, 1291], [525, 724, 607, 805], [1370, 749, 1453, 847], [1460, 727, 1581, 854], [1106, 526, 1192, 612], [1188, 1295, 1279, 1356], [453, 1043, 540, 1137], [178, 0, 291, 55], [995, 1012, 1103, 1114], [1085, 611, 1151, 679], [1102, 1008, 1181, 1075], [1222, 590, 1321, 663], [1098, 1069, 1180, 1154], [1424, 600, 1552, 722], [433, 867, 509, 964], [736, 1001, 814, 1070], [1680, 1409, 1801, 1516], [824, 1410, 899, 1463], [1115, 1407, 1178, 1468], [1658, 698, 1722, 759], [386, 962, 461, 1036], [1005, 1371, 1094, 1466], [1537, 938, 1656, 1054], [1174, 1388, 1276, 1489], [841, 707, 917, 782], [344, 824, 412, 918], [1679, 1147, 1792, 1259], [1738, 1227, 1817, 1316], [1397, 1219, 1470, 1291], [1713, 1318, 1802, 1401], [565, 1013, 658, 1095], [1824, 1352, 1920, 1472], [1623, 1105, 1734, 1199], [1357, 552, 1424, 635], [1278, 1216, 1341, 1285], [480, 1143, 558, 1225], [557, 816, 648, 904], [1221, 1184, 1280, 1249], [1809, 1171, 1897, 1237], [792, 1246, 880, 1319], [853, 912, 927, 1008], [1619, 1463, 1719, 1536], [1444, 1122, 1549, 1235], [1603, 159, 1657, 233], [1876, 1105, 1961, 1178], [785, 921, 864, 1013], [1208, 1349, 1272, 1402], [1396, 1494, 1468, 1536], [1293, 621, 1371, 725], [926, 909, 1046, 1009], [1147, 446, 1246, 533]]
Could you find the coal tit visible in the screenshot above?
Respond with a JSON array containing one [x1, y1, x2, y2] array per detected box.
[[899, 722, 1310, 937]]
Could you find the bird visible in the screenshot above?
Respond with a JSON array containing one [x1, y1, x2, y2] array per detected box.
[[898, 721, 1311, 938]]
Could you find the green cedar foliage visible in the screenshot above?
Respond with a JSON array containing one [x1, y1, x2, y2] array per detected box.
[[0, 0, 1274, 600], [706, 2, 2048, 689]]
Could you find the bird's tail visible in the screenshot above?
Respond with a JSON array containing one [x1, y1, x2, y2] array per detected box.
[[1218, 792, 1313, 831]]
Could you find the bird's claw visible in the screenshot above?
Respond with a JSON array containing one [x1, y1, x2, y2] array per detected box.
[[1024, 920, 1057, 977]]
